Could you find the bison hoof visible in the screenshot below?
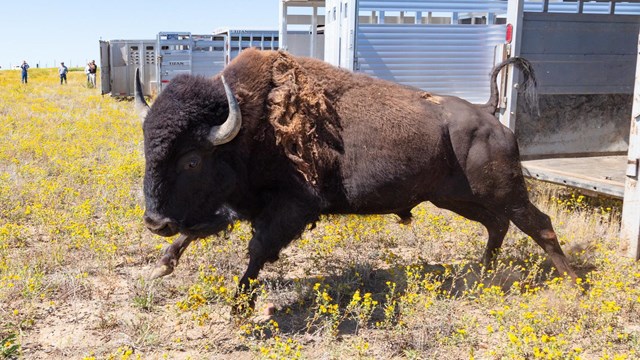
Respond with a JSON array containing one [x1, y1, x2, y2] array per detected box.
[[263, 302, 276, 316], [150, 252, 179, 280], [245, 303, 276, 324], [150, 264, 174, 280]]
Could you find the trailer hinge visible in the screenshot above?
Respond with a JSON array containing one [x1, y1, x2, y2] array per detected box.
[[627, 158, 639, 178], [349, 29, 354, 50]]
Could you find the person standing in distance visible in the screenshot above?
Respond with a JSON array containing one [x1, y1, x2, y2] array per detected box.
[[84, 62, 91, 86], [59, 62, 68, 85], [20, 60, 29, 84], [88, 60, 97, 88]]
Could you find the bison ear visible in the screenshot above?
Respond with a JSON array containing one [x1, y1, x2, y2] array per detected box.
[[134, 68, 150, 121]]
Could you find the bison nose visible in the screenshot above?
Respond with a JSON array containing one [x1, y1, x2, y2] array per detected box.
[[143, 211, 179, 237]]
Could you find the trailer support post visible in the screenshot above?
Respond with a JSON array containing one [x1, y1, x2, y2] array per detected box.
[[311, 5, 318, 58], [621, 31, 640, 260], [500, 0, 525, 130], [279, 0, 288, 51]]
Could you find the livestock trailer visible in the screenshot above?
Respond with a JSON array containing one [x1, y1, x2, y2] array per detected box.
[[497, 0, 640, 257], [279, 0, 326, 59], [101, 29, 285, 97], [321, 0, 509, 104], [99, 39, 157, 97], [212, 28, 280, 65], [156, 32, 227, 93]]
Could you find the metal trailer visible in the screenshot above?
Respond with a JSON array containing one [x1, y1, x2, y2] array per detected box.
[[322, 0, 510, 104], [499, 0, 640, 258], [212, 28, 280, 65], [279, 0, 326, 59], [156, 32, 226, 93], [101, 30, 283, 97], [99, 39, 157, 97]]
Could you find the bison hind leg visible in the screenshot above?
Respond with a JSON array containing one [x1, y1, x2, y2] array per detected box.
[[395, 209, 413, 225], [432, 200, 509, 269], [508, 201, 577, 280]]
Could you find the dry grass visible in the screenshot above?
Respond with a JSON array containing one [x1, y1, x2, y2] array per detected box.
[[1, 68, 639, 360]]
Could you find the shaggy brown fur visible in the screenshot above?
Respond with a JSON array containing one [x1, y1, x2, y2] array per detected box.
[[267, 52, 343, 186], [419, 91, 442, 104]]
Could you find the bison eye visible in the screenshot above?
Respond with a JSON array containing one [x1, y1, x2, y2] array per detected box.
[[186, 158, 199, 169], [178, 152, 202, 171]]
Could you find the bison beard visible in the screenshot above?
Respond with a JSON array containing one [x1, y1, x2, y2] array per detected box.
[[139, 49, 577, 313]]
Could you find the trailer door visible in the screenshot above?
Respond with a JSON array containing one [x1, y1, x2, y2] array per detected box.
[[191, 35, 226, 78], [157, 32, 193, 93], [99, 40, 111, 95]]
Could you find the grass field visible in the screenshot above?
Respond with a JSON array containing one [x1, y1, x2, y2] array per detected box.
[[1, 67, 640, 359]]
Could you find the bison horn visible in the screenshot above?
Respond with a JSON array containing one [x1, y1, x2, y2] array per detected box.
[[208, 75, 242, 146], [134, 68, 150, 120]]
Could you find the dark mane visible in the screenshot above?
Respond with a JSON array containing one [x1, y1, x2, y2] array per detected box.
[[267, 52, 344, 187]]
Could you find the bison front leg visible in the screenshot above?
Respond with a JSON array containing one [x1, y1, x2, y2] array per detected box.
[[433, 200, 510, 270], [233, 195, 320, 315], [150, 234, 196, 279]]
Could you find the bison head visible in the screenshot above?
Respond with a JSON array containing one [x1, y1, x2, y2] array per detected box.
[[136, 69, 241, 237]]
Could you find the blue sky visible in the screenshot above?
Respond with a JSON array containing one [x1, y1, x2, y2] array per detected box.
[[0, 0, 280, 69]]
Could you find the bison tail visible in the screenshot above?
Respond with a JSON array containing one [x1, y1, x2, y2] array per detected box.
[[482, 57, 539, 117]]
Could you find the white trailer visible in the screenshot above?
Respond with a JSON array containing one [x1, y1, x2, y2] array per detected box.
[[279, 0, 326, 59], [156, 32, 227, 93], [99, 39, 157, 97], [212, 28, 280, 65], [101, 27, 322, 97], [322, 0, 509, 104]]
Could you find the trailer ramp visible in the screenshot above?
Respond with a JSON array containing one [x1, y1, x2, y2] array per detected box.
[[522, 156, 627, 199]]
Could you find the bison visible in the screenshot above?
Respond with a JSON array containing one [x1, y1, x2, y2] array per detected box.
[[136, 49, 576, 305]]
